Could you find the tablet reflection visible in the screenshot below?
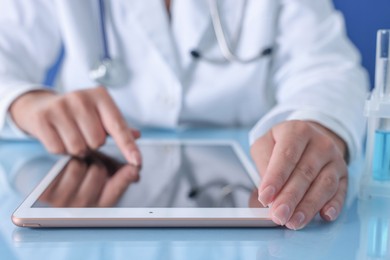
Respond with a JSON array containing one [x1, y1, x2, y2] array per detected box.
[[33, 144, 266, 209], [35, 152, 140, 208]]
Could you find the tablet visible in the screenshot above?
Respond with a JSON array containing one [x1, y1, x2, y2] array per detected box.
[[12, 139, 275, 227]]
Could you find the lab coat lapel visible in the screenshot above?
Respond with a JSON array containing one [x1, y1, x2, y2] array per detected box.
[[125, 1, 243, 73], [218, 0, 247, 47], [172, 0, 243, 68], [174, 1, 210, 51], [129, 0, 181, 76]]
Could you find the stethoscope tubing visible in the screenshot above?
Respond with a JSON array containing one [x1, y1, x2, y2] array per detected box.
[[92, 0, 274, 86], [98, 0, 110, 60], [197, 0, 273, 64]]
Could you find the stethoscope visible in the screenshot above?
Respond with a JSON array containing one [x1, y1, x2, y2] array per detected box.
[[90, 0, 274, 87], [190, 0, 274, 63], [89, 0, 128, 87]]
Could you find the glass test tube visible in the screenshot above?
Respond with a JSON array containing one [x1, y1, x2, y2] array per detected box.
[[372, 30, 390, 181]]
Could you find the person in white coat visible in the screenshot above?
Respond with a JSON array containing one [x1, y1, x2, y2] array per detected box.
[[0, 0, 368, 230]]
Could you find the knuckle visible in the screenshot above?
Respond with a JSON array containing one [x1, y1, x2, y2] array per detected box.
[[296, 164, 317, 182], [320, 172, 339, 191], [280, 147, 300, 164]]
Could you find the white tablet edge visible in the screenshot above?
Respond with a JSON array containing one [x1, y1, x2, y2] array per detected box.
[[12, 139, 276, 227]]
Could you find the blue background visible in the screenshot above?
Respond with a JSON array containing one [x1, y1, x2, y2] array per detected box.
[[333, 0, 390, 89], [44, 1, 390, 89]]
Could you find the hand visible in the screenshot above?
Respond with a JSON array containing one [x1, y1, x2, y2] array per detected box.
[[9, 87, 141, 166], [39, 152, 140, 207], [248, 189, 267, 209], [250, 120, 348, 230]]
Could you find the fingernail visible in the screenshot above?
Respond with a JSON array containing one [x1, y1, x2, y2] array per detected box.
[[272, 204, 290, 226], [258, 186, 275, 206], [286, 212, 305, 230], [129, 151, 141, 166], [132, 129, 141, 139], [325, 207, 337, 221]]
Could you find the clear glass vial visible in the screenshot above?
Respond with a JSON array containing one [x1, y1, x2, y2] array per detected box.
[[362, 30, 390, 198]]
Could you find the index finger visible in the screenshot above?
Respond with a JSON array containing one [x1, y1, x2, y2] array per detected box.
[[94, 87, 142, 166], [258, 124, 311, 206]]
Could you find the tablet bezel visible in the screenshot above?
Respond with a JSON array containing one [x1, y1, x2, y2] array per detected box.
[[12, 139, 276, 227]]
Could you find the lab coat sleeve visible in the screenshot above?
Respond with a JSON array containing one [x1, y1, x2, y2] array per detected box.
[[0, 0, 61, 139], [249, 0, 369, 162]]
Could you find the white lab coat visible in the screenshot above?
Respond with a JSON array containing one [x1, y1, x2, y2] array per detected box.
[[0, 0, 368, 161]]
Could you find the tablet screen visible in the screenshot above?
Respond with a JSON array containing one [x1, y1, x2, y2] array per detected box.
[[32, 143, 261, 209]]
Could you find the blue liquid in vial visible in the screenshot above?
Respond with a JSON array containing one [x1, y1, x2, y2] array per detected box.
[[373, 130, 390, 180]]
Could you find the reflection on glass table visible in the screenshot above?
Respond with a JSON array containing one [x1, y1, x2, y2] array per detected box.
[[0, 132, 387, 260], [32, 142, 260, 210], [358, 196, 390, 260]]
